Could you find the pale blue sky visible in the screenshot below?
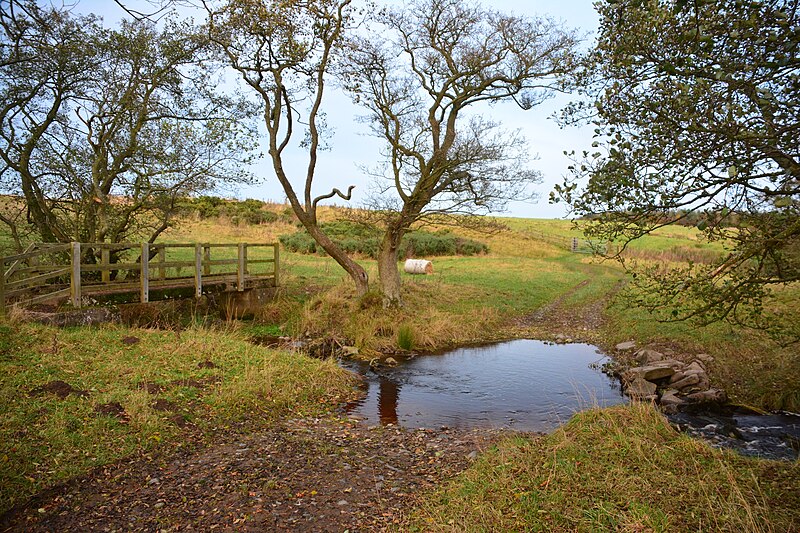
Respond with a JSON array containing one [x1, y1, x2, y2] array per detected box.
[[67, 0, 599, 219]]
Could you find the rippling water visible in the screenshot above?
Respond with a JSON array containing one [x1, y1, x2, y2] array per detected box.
[[343, 339, 627, 432]]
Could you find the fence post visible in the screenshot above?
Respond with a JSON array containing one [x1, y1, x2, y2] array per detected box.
[[273, 242, 279, 287], [158, 246, 166, 279], [101, 248, 110, 283], [140, 243, 149, 303], [70, 242, 81, 308], [203, 245, 211, 276], [0, 258, 5, 316], [237, 243, 246, 291], [571, 237, 578, 253], [194, 243, 203, 298]]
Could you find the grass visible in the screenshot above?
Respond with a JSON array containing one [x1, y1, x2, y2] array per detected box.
[[2, 205, 798, 529], [0, 320, 357, 514], [409, 403, 800, 532]]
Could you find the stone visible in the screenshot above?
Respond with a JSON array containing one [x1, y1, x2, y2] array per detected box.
[[615, 341, 636, 351], [671, 373, 701, 391], [624, 364, 675, 382], [696, 353, 715, 363], [384, 357, 398, 367], [634, 348, 664, 365], [669, 371, 687, 384], [626, 376, 657, 400], [660, 389, 684, 407], [686, 361, 706, 374], [685, 389, 728, 404]]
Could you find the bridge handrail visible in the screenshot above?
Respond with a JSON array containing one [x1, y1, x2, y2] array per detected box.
[[0, 242, 279, 313]]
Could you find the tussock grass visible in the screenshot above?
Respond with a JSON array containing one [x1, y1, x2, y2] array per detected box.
[[410, 403, 800, 532], [296, 280, 504, 356], [0, 321, 356, 513]]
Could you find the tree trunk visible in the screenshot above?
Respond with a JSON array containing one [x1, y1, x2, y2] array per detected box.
[[306, 223, 370, 296], [378, 230, 403, 307]]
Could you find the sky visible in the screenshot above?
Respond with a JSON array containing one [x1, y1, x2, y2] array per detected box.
[[68, 0, 600, 219]]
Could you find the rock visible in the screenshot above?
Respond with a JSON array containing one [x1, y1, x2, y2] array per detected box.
[[341, 345, 359, 357], [696, 353, 715, 363], [669, 371, 686, 384], [336, 500, 348, 506], [686, 389, 727, 404], [624, 364, 675, 382], [634, 348, 664, 365], [615, 341, 636, 351], [686, 361, 706, 374], [466, 450, 478, 461], [384, 357, 398, 367], [660, 389, 684, 407], [625, 376, 657, 400], [670, 373, 701, 391]]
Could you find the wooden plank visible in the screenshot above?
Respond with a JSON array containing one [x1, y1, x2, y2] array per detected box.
[[71, 242, 81, 308], [140, 243, 149, 303], [2, 244, 70, 264], [158, 246, 166, 279], [101, 248, 110, 283], [25, 288, 71, 306], [203, 245, 211, 276], [0, 257, 5, 315], [237, 243, 246, 291], [194, 244, 202, 298], [5, 267, 71, 290], [273, 242, 279, 287]]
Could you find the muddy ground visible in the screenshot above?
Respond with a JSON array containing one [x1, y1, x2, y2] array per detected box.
[[1, 281, 600, 532], [1, 417, 512, 532]]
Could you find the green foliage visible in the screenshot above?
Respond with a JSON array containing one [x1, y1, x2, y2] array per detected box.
[[279, 221, 488, 258], [556, 0, 800, 343], [182, 196, 281, 226], [397, 324, 414, 350]]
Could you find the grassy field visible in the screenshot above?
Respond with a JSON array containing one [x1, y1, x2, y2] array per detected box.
[[1, 206, 798, 527], [409, 403, 800, 532], [0, 321, 356, 513]]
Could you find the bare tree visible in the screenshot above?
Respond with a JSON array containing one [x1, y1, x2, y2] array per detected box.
[[0, 0, 256, 253], [205, 0, 370, 295], [344, 0, 580, 305]]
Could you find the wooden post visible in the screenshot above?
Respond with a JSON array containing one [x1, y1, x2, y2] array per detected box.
[[0, 258, 6, 316], [273, 242, 279, 287], [194, 243, 203, 298], [70, 242, 81, 308], [101, 248, 110, 283], [237, 243, 246, 291], [571, 237, 579, 253], [203, 245, 211, 276], [158, 246, 166, 279], [140, 243, 149, 303]]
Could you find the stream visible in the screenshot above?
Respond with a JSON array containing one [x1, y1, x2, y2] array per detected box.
[[341, 339, 800, 460], [342, 339, 625, 432]]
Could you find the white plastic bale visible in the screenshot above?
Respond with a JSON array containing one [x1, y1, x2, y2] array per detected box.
[[404, 259, 433, 274]]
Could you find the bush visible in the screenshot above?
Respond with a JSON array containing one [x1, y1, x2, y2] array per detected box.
[[279, 222, 488, 258], [182, 197, 282, 225]]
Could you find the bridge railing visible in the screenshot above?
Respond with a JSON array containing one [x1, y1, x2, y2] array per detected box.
[[0, 242, 278, 313]]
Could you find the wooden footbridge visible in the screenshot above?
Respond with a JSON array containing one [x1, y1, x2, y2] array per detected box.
[[0, 242, 278, 313]]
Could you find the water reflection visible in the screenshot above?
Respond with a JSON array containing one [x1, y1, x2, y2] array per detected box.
[[343, 339, 626, 432], [377, 376, 400, 425]]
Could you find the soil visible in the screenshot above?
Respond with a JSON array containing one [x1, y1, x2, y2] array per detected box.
[[28, 380, 89, 399], [2, 280, 602, 532], [1, 417, 513, 532]]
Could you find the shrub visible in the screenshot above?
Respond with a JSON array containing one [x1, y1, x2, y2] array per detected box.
[[279, 222, 488, 258]]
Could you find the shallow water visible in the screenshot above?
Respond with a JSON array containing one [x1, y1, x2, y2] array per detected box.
[[343, 339, 627, 432]]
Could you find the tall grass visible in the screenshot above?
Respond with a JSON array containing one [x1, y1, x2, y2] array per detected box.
[[410, 403, 800, 532], [0, 321, 357, 513]]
